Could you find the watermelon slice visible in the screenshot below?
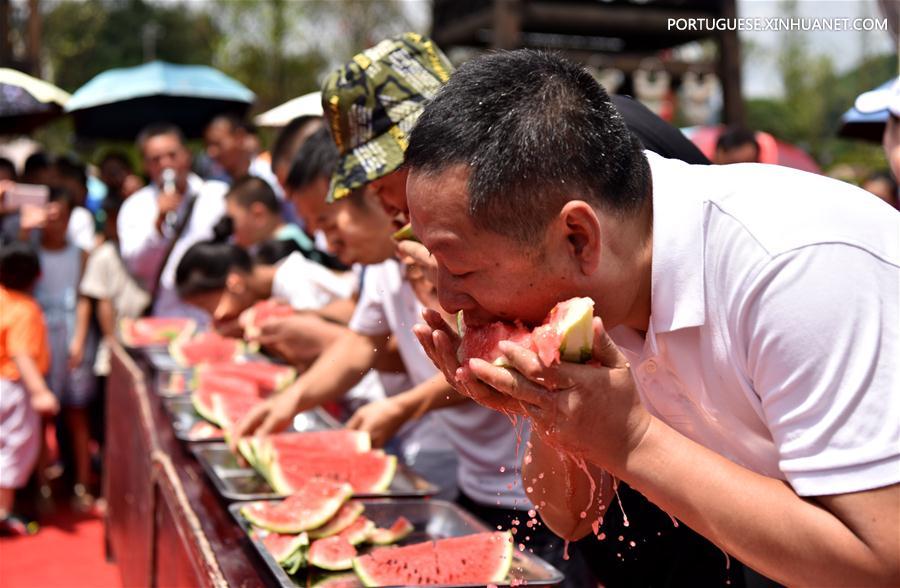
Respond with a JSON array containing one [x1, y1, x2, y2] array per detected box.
[[367, 516, 413, 545], [194, 361, 296, 392], [353, 531, 513, 587], [309, 535, 357, 571], [169, 331, 244, 367], [211, 393, 265, 431], [458, 296, 595, 367], [258, 529, 309, 565], [338, 516, 374, 546], [240, 479, 353, 533], [119, 317, 196, 347], [240, 299, 296, 340], [187, 421, 222, 441], [258, 430, 371, 467], [391, 223, 419, 243], [191, 380, 263, 425], [268, 451, 397, 495], [309, 501, 365, 539]]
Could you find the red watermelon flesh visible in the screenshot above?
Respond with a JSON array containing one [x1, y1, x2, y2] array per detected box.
[[191, 377, 265, 424], [261, 430, 371, 464], [240, 479, 353, 533], [309, 573, 361, 587], [309, 535, 357, 571], [269, 451, 396, 495], [241, 299, 295, 339], [196, 361, 296, 392], [120, 317, 196, 346], [309, 501, 365, 539], [169, 331, 243, 366], [211, 393, 265, 430], [259, 530, 309, 564], [352, 531, 513, 587], [338, 516, 374, 546], [458, 297, 595, 367]]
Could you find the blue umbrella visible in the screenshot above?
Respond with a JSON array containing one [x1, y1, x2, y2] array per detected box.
[[66, 61, 255, 140], [838, 79, 896, 143]]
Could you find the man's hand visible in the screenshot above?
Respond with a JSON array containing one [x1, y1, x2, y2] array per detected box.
[[413, 308, 534, 415], [468, 317, 651, 469], [346, 397, 411, 448], [397, 240, 437, 290], [250, 313, 343, 367], [32, 389, 59, 417], [228, 390, 298, 453]]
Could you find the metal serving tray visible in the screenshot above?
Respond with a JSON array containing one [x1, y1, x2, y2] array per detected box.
[[229, 498, 564, 587], [164, 396, 339, 443], [191, 443, 438, 501]]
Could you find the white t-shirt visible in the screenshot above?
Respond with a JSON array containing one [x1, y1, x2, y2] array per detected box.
[[118, 173, 227, 325], [349, 259, 529, 508], [67, 206, 96, 252], [272, 252, 357, 311], [611, 152, 900, 497]]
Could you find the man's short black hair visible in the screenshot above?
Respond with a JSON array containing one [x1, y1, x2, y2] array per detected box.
[[99, 150, 133, 171], [254, 238, 302, 265], [22, 151, 51, 180], [207, 113, 256, 135], [136, 122, 186, 153], [716, 126, 759, 154], [54, 155, 88, 189], [0, 241, 41, 291], [0, 157, 16, 179], [285, 126, 338, 192], [271, 115, 322, 174], [226, 176, 281, 214], [405, 50, 651, 241], [175, 240, 252, 299]]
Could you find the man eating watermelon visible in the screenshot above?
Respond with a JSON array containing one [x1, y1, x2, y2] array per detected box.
[[405, 50, 899, 587]]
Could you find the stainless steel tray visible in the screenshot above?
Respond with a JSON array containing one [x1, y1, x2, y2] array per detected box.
[[229, 498, 564, 587], [191, 443, 438, 501], [164, 396, 339, 443], [155, 367, 195, 397]]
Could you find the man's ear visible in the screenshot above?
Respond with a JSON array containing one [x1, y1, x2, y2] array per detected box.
[[558, 200, 602, 274]]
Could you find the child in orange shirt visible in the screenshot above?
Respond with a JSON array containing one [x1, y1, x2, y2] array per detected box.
[[0, 242, 59, 535]]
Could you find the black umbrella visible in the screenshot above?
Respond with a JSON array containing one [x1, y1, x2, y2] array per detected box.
[[0, 68, 71, 134]]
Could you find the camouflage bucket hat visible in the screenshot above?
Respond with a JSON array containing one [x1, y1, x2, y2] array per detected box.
[[321, 32, 453, 201]]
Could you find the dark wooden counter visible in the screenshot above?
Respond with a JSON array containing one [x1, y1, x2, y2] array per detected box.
[[104, 342, 279, 588]]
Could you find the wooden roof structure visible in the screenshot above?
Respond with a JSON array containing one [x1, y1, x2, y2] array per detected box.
[[431, 0, 744, 124]]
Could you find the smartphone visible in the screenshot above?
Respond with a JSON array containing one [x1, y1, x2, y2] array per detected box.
[[4, 183, 50, 209]]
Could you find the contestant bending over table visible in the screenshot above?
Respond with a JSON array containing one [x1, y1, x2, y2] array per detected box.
[[407, 50, 900, 587]]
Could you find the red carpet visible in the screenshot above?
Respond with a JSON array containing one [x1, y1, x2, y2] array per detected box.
[[0, 507, 119, 588]]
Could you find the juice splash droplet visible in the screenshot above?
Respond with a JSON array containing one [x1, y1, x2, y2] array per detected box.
[[563, 540, 570, 561], [579, 511, 587, 519], [528, 509, 537, 518], [629, 540, 636, 547], [499, 466, 506, 473]]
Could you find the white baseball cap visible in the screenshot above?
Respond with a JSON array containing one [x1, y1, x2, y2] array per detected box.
[[855, 77, 900, 117]]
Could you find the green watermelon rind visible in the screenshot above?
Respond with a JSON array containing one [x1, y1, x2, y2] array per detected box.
[[191, 389, 220, 426], [268, 452, 397, 496], [261, 531, 309, 565], [308, 501, 365, 539], [352, 531, 514, 588], [554, 297, 595, 363], [240, 484, 353, 534]]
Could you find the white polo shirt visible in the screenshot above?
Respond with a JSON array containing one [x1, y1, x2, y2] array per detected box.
[[350, 259, 529, 509], [118, 173, 227, 324], [610, 152, 900, 497]]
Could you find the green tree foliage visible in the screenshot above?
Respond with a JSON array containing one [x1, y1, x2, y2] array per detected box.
[[43, 0, 221, 93]]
